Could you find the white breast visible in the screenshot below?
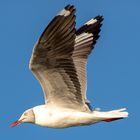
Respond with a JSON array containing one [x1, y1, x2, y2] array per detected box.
[[33, 105, 74, 128], [33, 105, 95, 128]]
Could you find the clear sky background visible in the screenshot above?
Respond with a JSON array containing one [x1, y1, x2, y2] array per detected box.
[[0, 0, 139, 139]]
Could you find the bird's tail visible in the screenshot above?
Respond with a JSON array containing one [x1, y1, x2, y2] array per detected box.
[[102, 108, 128, 122], [93, 108, 128, 122]]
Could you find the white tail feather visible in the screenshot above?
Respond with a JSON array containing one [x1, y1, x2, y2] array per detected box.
[[92, 108, 128, 121]]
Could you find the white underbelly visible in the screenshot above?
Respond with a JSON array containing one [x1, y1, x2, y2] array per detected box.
[[33, 105, 108, 128], [34, 107, 96, 128], [36, 112, 100, 128]]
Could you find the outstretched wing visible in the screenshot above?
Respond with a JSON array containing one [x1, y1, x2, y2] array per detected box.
[[73, 16, 104, 106], [29, 4, 104, 111], [29, 5, 89, 111]]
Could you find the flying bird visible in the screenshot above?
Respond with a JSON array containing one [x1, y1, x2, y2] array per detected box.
[[10, 5, 128, 128]]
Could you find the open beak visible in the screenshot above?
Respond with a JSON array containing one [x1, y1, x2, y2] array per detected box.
[[10, 120, 23, 128]]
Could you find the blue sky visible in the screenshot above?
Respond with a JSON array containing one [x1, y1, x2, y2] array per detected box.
[[0, 0, 140, 139]]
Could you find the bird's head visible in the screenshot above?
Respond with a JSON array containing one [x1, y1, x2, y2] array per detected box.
[[10, 108, 35, 128]]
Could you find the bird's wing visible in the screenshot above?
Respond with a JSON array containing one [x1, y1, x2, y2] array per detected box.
[[29, 5, 89, 111], [73, 16, 104, 106]]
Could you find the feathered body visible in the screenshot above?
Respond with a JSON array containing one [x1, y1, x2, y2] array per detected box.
[[33, 105, 128, 128]]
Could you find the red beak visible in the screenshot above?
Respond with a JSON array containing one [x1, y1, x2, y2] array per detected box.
[[10, 120, 22, 128]]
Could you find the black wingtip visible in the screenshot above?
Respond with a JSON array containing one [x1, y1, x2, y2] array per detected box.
[[64, 4, 75, 11], [94, 15, 104, 22], [76, 15, 104, 36]]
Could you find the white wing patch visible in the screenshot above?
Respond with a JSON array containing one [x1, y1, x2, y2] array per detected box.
[[85, 19, 97, 25], [58, 9, 71, 16]]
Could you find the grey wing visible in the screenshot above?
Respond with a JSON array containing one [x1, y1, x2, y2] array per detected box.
[[73, 16, 104, 106], [29, 5, 89, 111]]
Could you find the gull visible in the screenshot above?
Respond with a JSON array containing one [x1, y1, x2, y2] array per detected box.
[[10, 5, 128, 128]]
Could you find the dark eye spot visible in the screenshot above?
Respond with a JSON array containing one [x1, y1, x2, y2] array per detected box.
[[24, 112, 28, 116]]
